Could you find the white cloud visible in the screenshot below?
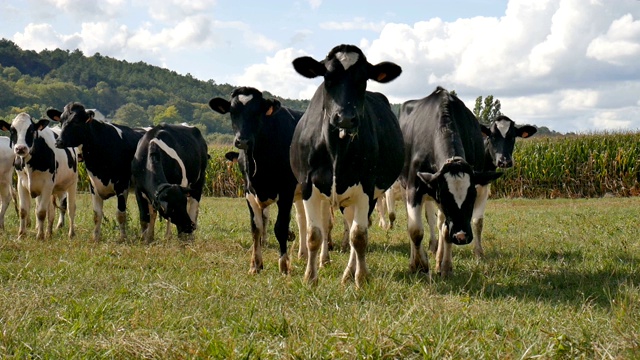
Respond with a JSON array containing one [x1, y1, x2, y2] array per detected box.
[[307, 0, 321, 10], [234, 48, 321, 99], [587, 14, 640, 66], [320, 18, 386, 32], [143, 0, 217, 22]]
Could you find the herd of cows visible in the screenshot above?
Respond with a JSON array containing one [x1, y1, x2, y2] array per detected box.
[[0, 44, 538, 286]]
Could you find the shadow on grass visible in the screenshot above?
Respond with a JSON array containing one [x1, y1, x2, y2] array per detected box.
[[388, 245, 640, 309]]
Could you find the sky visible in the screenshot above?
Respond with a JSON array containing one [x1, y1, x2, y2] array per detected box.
[[1, 0, 640, 134]]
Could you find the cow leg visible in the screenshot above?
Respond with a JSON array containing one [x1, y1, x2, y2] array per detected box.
[[341, 206, 354, 252], [144, 205, 158, 243], [16, 179, 30, 238], [0, 181, 12, 230], [66, 186, 77, 239], [424, 199, 438, 254], [246, 195, 265, 274], [34, 192, 51, 240], [341, 192, 370, 287], [275, 198, 294, 275], [386, 186, 397, 229], [472, 184, 491, 258], [406, 198, 429, 274], [46, 197, 55, 239], [436, 211, 453, 277], [116, 192, 128, 242], [186, 196, 199, 226], [91, 192, 105, 242], [55, 194, 67, 229], [303, 188, 328, 285], [294, 199, 308, 259], [319, 201, 332, 266], [262, 206, 270, 246], [376, 195, 389, 229], [135, 190, 152, 242]]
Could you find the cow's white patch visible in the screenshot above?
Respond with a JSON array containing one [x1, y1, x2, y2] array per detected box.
[[238, 94, 253, 105], [150, 138, 188, 187], [106, 123, 124, 139], [444, 172, 471, 209], [335, 51, 359, 70], [87, 169, 116, 198], [496, 119, 512, 138], [11, 113, 33, 151]]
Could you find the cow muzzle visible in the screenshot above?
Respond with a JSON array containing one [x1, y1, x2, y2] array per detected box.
[[497, 157, 513, 168], [14, 145, 28, 156], [234, 138, 249, 150]]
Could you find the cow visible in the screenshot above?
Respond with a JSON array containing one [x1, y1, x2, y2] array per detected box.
[[399, 86, 502, 277], [131, 123, 208, 243], [290, 44, 404, 287], [0, 113, 78, 240], [0, 136, 17, 230], [47, 103, 146, 242], [209, 87, 305, 274], [375, 180, 403, 230], [481, 115, 537, 171], [463, 115, 537, 257]]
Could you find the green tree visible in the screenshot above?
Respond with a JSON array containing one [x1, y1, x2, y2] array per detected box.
[[114, 103, 151, 127], [473, 95, 502, 125], [152, 105, 183, 125]]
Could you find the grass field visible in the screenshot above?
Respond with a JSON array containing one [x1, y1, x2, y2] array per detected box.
[[0, 194, 639, 359]]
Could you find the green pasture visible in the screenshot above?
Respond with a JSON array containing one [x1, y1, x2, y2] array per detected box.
[[0, 194, 638, 359]]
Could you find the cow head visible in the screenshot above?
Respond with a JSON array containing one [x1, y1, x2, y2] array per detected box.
[[0, 113, 50, 158], [481, 115, 537, 169], [154, 183, 196, 234], [417, 157, 502, 245], [208, 87, 280, 150], [46, 102, 95, 149], [292, 44, 401, 137]]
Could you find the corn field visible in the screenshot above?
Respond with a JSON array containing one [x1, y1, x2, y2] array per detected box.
[[491, 132, 640, 198], [74, 133, 640, 199]]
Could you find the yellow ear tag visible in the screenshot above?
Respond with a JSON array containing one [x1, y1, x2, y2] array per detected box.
[[265, 106, 274, 116], [376, 73, 387, 81]]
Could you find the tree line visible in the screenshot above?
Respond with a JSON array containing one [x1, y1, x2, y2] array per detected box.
[[0, 39, 560, 143]]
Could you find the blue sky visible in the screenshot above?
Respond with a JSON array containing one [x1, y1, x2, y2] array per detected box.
[[1, 0, 640, 133]]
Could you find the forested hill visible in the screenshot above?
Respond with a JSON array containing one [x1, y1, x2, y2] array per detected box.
[[0, 39, 560, 143], [0, 39, 310, 143]]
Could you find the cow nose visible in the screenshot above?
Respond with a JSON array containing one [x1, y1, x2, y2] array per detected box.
[[234, 138, 249, 150], [497, 157, 513, 168], [14, 145, 28, 156], [336, 114, 356, 129], [453, 231, 467, 243]]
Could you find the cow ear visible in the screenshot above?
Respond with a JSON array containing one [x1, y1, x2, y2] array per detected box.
[[264, 99, 281, 117], [369, 62, 402, 83], [480, 124, 491, 138], [208, 98, 231, 114], [35, 119, 50, 130], [417, 171, 439, 199], [474, 171, 503, 186], [292, 56, 326, 79], [225, 151, 240, 162], [46, 109, 62, 122], [0, 120, 10, 132], [516, 125, 537, 139]]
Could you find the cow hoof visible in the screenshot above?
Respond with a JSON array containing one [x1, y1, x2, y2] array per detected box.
[[279, 255, 291, 274], [474, 249, 485, 259], [287, 230, 295, 242]]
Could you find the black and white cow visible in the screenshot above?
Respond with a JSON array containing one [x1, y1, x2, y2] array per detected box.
[[481, 115, 537, 171], [0, 136, 17, 230], [47, 103, 146, 242], [209, 87, 304, 274], [0, 113, 78, 240], [131, 123, 208, 243], [290, 44, 404, 287], [461, 115, 537, 257], [399, 87, 502, 277]]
